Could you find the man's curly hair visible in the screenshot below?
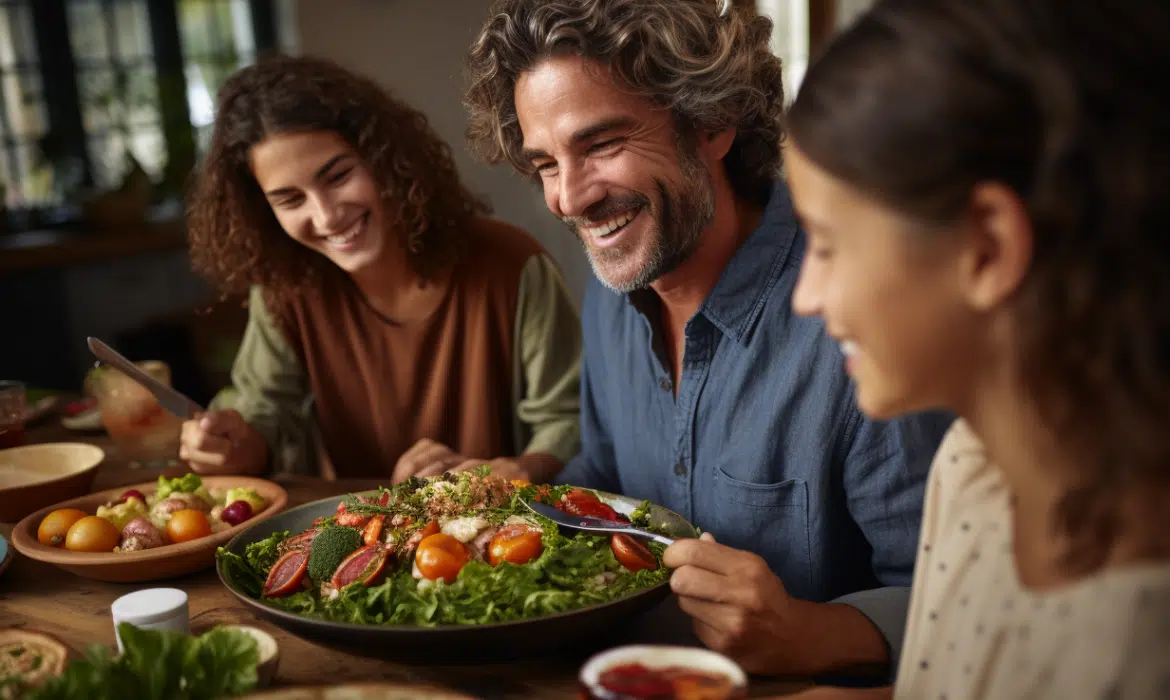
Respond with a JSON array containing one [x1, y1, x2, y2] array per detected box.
[[464, 0, 784, 205], [187, 54, 489, 309]]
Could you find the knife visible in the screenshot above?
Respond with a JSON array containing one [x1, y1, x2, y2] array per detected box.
[[522, 499, 677, 546], [86, 336, 204, 419]]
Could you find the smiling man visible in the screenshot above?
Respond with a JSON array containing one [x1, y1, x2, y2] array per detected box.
[[465, 0, 952, 680]]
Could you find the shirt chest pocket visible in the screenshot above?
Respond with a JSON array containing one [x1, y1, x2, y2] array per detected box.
[[710, 470, 813, 600]]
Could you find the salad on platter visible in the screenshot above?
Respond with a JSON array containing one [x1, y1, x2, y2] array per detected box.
[[217, 468, 671, 626]]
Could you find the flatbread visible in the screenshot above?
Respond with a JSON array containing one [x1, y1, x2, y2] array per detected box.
[[0, 628, 71, 699]]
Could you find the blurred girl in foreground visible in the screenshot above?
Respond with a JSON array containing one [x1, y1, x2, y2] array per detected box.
[[182, 55, 580, 483], [786, 0, 1170, 696]]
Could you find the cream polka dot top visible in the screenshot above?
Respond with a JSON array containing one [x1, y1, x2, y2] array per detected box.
[[894, 420, 1170, 700]]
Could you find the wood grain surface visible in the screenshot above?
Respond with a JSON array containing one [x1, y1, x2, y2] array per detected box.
[[0, 420, 812, 698]]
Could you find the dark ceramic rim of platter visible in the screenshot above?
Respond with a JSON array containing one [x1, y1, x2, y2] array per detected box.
[[217, 489, 697, 634]]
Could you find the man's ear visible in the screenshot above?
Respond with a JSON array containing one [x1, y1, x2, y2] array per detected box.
[[703, 127, 737, 161]]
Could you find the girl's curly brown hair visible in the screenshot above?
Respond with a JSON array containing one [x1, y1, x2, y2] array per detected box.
[[187, 54, 489, 310]]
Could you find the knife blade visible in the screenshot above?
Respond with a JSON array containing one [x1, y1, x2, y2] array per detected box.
[[86, 336, 204, 419], [522, 499, 677, 546]]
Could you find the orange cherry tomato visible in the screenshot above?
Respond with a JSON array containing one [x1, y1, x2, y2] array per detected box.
[[415, 533, 469, 583], [509, 479, 531, 488], [418, 520, 440, 540], [488, 525, 544, 567], [37, 508, 88, 547], [611, 533, 658, 572], [166, 509, 212, 543], [64, 516, 121, 553]]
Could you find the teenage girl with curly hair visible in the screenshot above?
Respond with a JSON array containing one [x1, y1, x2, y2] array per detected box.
[[182, 54, 580, 484]]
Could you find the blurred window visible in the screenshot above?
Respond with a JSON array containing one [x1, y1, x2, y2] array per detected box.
[[0, 0, 279, 231]]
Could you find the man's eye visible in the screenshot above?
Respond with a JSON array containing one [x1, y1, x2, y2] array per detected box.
[[327, 168, 352, 184], [588, 139, 621, 154], [534, 162, 557, 175]]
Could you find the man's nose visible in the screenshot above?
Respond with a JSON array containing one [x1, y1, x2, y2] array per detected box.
[[549, 161, 604, 219]]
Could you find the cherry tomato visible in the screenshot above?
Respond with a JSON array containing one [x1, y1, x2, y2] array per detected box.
[[118, 489, 147, 505], [417, 520, 440, 540], [166, 509, 212, 543], [64, 516, 121, 552], [37, 508, 88, 547], [557, 488, 619, 521], [611, 533, 658, 572], [488, 525, 544, 567], [415, 533, 469, 583], [509, 479, 531, 488]]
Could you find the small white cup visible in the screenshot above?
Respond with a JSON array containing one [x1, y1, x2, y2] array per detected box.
[[110, 587, 190, 653]]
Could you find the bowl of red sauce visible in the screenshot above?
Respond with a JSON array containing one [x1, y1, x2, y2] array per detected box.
[[579, 645, 748, 700]]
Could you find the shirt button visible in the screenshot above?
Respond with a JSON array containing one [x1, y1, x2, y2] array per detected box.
[[674, 462, 687, 476], [659, 377, 672, 392]]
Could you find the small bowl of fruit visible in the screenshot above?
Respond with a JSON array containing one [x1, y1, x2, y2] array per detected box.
[[10, 473, 287, 582]]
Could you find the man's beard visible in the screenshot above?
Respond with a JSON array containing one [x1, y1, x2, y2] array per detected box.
[[562, 145, 716, 293]]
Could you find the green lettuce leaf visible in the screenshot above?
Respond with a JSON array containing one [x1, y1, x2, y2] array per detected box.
[[155, 473, 202, 500], [24, 624, 258, 700]]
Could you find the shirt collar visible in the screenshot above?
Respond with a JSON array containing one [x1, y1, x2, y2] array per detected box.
[[698, 180, 802, 344]]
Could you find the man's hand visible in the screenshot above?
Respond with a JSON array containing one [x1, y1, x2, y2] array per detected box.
[[664, 533, 891, 677], [663, 532, 797, 674], [179, 409, 268, 476]]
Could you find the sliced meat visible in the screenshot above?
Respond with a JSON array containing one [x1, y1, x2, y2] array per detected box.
[[278, 530, 320, 555], [337, 512, 370, 528], [149, 493, 208, 520], [469, 525, 501, 562]]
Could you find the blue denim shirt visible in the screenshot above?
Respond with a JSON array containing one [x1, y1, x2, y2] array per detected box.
[[558, 181, 954, 666]]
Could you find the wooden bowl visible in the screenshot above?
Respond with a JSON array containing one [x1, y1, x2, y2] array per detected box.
[[0, 443, 104, 522], [10, 476, 288, 582]]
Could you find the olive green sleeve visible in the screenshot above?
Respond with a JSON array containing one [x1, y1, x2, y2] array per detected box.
[[208, 286, 314, 476], [511, 253, 582, 465]]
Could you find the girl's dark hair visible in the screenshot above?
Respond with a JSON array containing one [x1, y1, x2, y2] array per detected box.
[[789, 0, 1170, 572], [187, 54, 489, 310]]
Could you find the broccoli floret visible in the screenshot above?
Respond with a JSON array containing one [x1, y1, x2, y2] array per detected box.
[[307, 527, 363, 582]]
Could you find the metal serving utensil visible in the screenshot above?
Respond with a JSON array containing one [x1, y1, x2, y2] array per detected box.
[[522, 499, 677, 546], [86, 336, 204, 419]]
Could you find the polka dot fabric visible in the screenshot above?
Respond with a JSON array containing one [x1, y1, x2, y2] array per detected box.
[[894, 421, 1170, 699]]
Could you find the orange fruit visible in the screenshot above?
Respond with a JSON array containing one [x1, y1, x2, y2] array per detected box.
[[166, 509, 211, 543], [37, 509, 88, 547], [64, 516, 121, 552]]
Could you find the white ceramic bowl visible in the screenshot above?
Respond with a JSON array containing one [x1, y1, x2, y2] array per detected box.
[[579, 644, 748, 699]]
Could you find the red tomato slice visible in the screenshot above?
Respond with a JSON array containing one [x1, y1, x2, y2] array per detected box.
[[556, 488, 619, 521], [611, 533, 658, 572]]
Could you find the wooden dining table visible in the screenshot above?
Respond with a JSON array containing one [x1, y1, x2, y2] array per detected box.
[[1, 415, 813, 698]]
